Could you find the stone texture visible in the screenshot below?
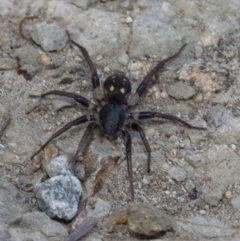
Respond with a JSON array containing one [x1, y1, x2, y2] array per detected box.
[[35, 170, 82, 221], [8, 211, 68, 241], [30, 22, 68, 51]]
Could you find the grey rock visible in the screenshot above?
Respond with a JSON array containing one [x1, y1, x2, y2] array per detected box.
[[35, 173, 82, 221], [166, 81, 196, 100], [0, 178, 31, 231], [46, 155, 70, 177], [128, 202, 174, 237], [75, 162, 85, 181], [204, 188, 224, 207], [211, 111, 223, 127], [0, 56, 18, 70], [185, 151, 205, 168], [169, 166, 187, 182], [185, 179, 195, 192], [8, 211, 68, 241], [231, 196, 240, 210], [30, 22, 68, 51], [117, 53, 129, 66], [71, 0, 98, 10], [86, 198, 112, 219], [13, 45, 41, 66], [16, 172, 45, 192]]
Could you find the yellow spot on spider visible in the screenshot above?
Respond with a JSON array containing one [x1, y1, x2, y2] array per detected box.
[[123, 78, 127, 81], [110, 85, 115, 91], [111, 75, 116, 79], [120, 87, 125, 94]]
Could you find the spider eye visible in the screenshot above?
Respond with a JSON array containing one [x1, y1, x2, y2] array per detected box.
[[104, 74, 131, 104]]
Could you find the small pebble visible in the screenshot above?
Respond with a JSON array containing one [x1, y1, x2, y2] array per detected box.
[[125, 16, 133, 23], [96, 55, 103, 61], [104, 66, 110, 72], [169, 166, 187, 182], [231, 196, 240, 210], [170, 148, 177, 157], [230, 144, 236, 151], [225, 190, 233, 199], [160, 91, 168, 98], [199, 209, 206, 215]]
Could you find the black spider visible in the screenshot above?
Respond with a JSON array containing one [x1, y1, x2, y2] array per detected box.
[[29, 33, 206, 200]]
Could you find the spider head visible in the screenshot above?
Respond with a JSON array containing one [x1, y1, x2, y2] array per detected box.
[[103, 74, 131, 104]]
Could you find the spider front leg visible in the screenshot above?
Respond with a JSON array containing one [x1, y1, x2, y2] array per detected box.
[[67, 31, 104, 102], [29, 90, 98, 111], [30, 115, 96, 160], [129, 111, 206, 130], [127, 44, 187, 107]]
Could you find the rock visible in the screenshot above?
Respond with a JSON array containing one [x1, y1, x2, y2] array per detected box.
[[127, 202, 174, 237], [45, 155, 70, 177], [86, 197, 112, 219], [13, 45, 41, 66], [0, 178, 31, 233], [185, 151, 205, 168], [30, 22, 68, 51], [211, 110, 223, 127], [166, 81, 196, 100], [168, 166, 187, 182], [16, 172, 46, 192], [117, 53, 129, 66], [82, 137, 121, 197], [8, 211, 68, 241], [124, 16, 133, 23], [0, 56, 18, 70], [185, 179, 195, 192], [204, 188, 224, 207], [35, 172, 82, 221], [74, 162, 85, 181], [231, 196, 240, 210], [225, 190, 233, 199]]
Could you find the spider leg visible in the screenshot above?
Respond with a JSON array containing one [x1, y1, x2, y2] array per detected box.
[[29, 90, 98, 111], [129, 111, 206, 130], [70, 122, 97, 171], [66, 31, 104, 102], [130, 123, 151, 173], [127, 44, 187, 107], [123, 130, 134, 201], [30, 115, 96, 160]]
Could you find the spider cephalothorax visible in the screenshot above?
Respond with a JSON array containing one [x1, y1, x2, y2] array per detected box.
[[29, 33, 206, 200]]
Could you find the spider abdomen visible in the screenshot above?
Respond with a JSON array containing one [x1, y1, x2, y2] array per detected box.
[[99, 104, 126, 134]]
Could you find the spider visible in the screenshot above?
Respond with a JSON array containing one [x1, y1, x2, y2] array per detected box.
[[29, 33, 206, 201]]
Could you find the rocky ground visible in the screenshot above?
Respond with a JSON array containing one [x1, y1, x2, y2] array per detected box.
[[1, 0, 240, 240]]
